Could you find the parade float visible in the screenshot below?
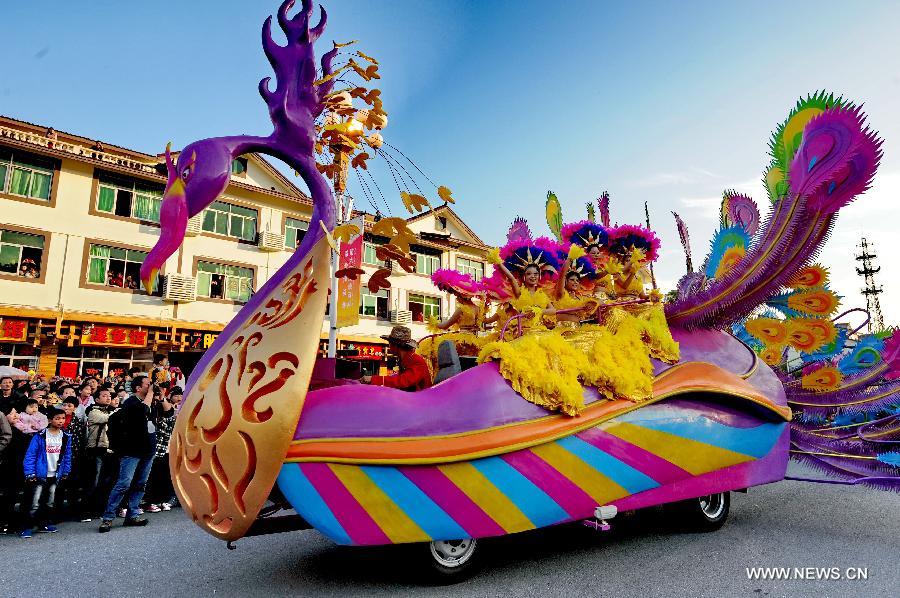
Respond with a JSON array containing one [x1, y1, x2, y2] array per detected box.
[[139, 0, 899, 582]]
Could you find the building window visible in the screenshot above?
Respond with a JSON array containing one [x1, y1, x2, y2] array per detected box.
[[56, 346, 153, 378], [360, 287, 389, 319], [284, 217, 309, 249], [0, 342, 40, 371], [363, 242, 387, 267], [408, 293, 441, 322], [456, 257, 485, 281], [87, 243, 153, 291], [95, 172, 164, 222], [0, 229, 44, 279], [232, 157, 248, 176], [413, 252, 440, 276], [201, 201, 257, 241], [197, 261, 254, 302], [0, 147, 54, 201]]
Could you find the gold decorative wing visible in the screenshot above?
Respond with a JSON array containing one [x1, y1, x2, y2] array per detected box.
[[169, 237, 331, 541]]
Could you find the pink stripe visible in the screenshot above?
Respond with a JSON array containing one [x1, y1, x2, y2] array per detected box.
[[578, 428, 690, 484], [398, 466, 505, 537], [501, 450, 596, 519], [299, 463, 390, 545]]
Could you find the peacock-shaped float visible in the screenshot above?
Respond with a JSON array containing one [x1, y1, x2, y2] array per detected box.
[[139, 0, 898, 580]]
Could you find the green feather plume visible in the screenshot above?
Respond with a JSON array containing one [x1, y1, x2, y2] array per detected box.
[[546, 191, 563, 240], [586, 202, 596, 222]]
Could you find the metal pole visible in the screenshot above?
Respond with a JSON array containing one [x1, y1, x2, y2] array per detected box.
[[644, 201, 657, 289], [327, 147, 351, 358], [326, 191, 341, 358]]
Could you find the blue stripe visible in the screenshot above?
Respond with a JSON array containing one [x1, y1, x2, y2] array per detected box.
[[360, 465, 468, 541], [625, 419, 785, 459], [470, 456, 569, 528], [559, 436, 659, 494], [276, 464, 352, 545]]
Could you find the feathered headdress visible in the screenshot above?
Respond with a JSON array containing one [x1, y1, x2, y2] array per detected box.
[[479, 271, 512, 301], [431, 268, 480, 297], [556, 250, 598, 281], [561, 221, 608, 251], [502, 239, 561, 276], [607, 224, 660, 262]]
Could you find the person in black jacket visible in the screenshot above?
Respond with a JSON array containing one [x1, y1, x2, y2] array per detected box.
[[0, 405, 30, 534], [98, 375, 155, 532]]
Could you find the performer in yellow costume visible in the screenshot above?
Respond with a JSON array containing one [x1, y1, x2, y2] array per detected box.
[[602, 225, 680, 364], [418, 269, 489, 368]]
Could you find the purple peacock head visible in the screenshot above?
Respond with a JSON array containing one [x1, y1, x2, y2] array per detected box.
[[140, 0, 338, 292], [140, 141, 233, 291]]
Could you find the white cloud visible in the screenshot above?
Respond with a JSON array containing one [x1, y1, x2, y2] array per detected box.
[[629, 167, 723, 189]]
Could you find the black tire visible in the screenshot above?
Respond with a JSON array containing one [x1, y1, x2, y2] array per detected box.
[[674, 491, 730, 532], [419, 538, 483, 584]]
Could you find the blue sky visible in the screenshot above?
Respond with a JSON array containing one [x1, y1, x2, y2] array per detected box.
[[2, 0, 899, 322]]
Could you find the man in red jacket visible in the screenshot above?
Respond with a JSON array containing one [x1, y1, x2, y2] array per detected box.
[[361, 326, 432, 391]]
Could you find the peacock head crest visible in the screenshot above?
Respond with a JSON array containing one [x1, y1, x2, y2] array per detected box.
[[140, 141, 233, 291]]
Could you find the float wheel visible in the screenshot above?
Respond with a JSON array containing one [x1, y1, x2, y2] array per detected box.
[[675, 491, 730, 532], [420, 538, 483, 583]]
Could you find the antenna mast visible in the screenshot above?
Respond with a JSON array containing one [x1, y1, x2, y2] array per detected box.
[[855, 237, 885, 333]]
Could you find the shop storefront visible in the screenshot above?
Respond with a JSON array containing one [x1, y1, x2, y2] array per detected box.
[[0, 317, 40, 371], [55, 324, 154, 378]]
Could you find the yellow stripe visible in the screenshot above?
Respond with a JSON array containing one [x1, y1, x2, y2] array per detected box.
[[438, 462, 533, 533], [531, 442, 629, 503], [328, 464, 430, 543], [604, 422, 753, 475]]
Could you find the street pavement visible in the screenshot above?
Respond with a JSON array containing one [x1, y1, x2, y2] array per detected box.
[[1, 476, 898, 597]]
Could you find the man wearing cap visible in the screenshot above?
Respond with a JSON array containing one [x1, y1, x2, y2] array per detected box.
[[360, 326, 432, 392]]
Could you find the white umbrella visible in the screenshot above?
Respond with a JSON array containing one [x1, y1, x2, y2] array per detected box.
[[0, 365, 30, 379]]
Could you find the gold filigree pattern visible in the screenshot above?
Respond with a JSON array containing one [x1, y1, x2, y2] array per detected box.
[[169, 238, 332, 541]]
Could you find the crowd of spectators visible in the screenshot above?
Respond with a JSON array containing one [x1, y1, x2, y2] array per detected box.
[[0, 356, 186, 538]]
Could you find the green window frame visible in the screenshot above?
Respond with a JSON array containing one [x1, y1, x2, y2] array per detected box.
[[408, 293, 441, 322], [363, 242, 387, 267], [196, 261, 254, 303], [360, 287, 389, 319], [95, 172, 163, 223], [0, 229, 45, 278], [231, 157, 248, 175], [0, 147, 54, 201], [201, 201, 257, 241], [456, 257, 485, 281], [87, 243, 154, 291], [284, 217, 309, 249], [413, 252, 440, 276]]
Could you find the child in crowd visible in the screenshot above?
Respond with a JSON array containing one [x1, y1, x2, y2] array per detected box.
[[15, 399, 48, 434], [21, 408, 73, 538]]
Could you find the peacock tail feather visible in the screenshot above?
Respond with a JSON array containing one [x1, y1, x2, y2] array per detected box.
[[666, 94, 880, 330], [720, 190, 760, 236], [507, 216, 532, 244], [597, 191, 610, 228], [704, 225, 751, 279]]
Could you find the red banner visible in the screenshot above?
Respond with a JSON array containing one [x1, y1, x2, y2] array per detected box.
[[0, 318, 28, 342], [344, 342, 386, 361], [335, 216, 364, 328], [81, 325, 148, 348]]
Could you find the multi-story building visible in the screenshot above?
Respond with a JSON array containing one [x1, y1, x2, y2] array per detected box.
[[0, 116, 491, 378]]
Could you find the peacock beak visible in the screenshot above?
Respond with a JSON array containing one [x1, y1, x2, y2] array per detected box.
[[141, 182, 188, 292]]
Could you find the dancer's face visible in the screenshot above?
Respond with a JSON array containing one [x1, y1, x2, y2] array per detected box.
[[523, 266, 540, 287], [588, 246, 602, 259], [565, 273, 581, 293]]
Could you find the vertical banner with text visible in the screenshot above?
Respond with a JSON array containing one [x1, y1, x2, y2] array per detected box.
[[335, 215, 364, 328]]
